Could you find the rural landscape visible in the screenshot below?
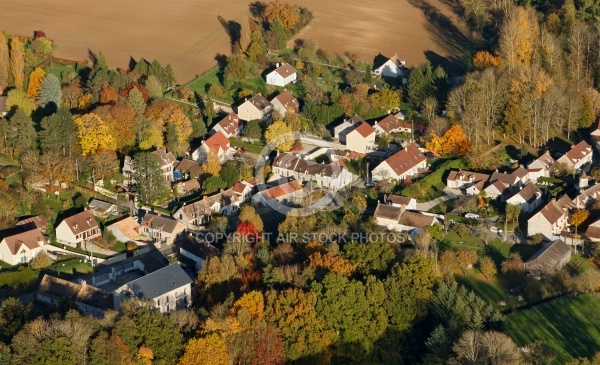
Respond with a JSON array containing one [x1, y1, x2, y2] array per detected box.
[[0, 0, 600, 364]]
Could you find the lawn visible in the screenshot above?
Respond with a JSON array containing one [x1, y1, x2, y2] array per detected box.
[[113, 241, 127, 253], [0, 267, 39, 297], [187, 65, 267, 105], [45, 61, 76, 79], [229, 138, 266, 154], [507, 294, 600, 364], [400, 158, 467, 202]]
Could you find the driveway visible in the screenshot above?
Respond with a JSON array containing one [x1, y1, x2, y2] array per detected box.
[[415, 187, 461, 211]]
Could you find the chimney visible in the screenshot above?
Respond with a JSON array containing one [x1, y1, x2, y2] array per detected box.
[[276, 62, 280, 67]]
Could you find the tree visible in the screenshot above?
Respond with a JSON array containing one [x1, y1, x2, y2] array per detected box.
[[0, 298, 29, 342], [0, 33, 9, 93], [26, 67, 46, 100], [501, 253, 525, 284], [221, 161, 240, 187], [243, 120, 262, 139], [99, 84, 118, 104], [370, 88, 400, 111], [89, 150, 118, 181], [165, 121, 179, 154], [571, 209, 590, 237], [132, 152, 169, 203], [29, 253, 52, 269], [263, 0, 300, 31], [265, 120, 293, 151], [239, 205, 264, 233], [145, 75, 163, 99], [426, 124, 471, 156], [309, 251, 357, 277], [202, 149, 222, 176], [38, 74, 62, 108], [127, 87, 146, 116], [238, 14, 252, 53], [246, 30, 267, 62], [498, 6, 539, 70], [5, 89, 35, 115], [504, 203, 521, 241], [9, 37, 25, 89], [450, 330, 523, 364], [343, 240, 395, 276], [178, 334, 229, 365], [478, 256, 497, 278], [203, 175, 227, 194], [74, 113, 116, 155], [7, 109, 36, 155]]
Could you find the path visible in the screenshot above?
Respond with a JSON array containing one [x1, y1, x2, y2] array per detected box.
[[415, 187, 461, 211]]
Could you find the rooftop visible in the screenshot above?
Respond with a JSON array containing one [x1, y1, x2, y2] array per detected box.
[[125, 264, 194, 300]]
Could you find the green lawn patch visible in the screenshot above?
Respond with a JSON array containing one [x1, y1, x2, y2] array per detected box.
[[400, 158, 467, 202], [187, 66, 267, 104], [507, 294, 600, 364], [457, 271, 511, 306], [49, 242, 110, 260], [0, 267, 40, 297], [113, 241, 127, 253], [45, 61, 76, 79], [229, 138, 266, 154]]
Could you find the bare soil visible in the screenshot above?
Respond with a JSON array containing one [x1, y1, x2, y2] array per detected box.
[[1, 0, 472, 82]]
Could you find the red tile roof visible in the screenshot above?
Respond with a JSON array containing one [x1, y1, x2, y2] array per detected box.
[[204, 131, 230, 154], [63, 211, 98, 234], [261, 180, 304, 199], [215, 112, 240, 136], [351, 121, 375, 138], [381, 143, 426, 177], [561, 140, 592, 166], [272, 90, 299, 112]]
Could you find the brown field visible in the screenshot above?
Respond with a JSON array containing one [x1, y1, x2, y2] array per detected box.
[[1, 0, 472, 82]]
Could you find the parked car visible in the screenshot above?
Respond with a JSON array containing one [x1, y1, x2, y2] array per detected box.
[[490, 226, 499, 233], [465, 213, 480, 219]]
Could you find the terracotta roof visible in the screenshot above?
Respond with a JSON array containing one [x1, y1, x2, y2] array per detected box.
[[175, 159, 204, 178], [398, 211, 435, 228], [233, 181, 249, 196], [141, 213, 182, 234], [351, 121, 375, 138], [38, 274, 114, 310], [215, 112, 240, 136], [109, 216, 141, 241], [526, 239, 571, 272], [537, 199, 565, 225], [379, 143, 426, 177], [586, 220, 600, 239], [177, 179, 201, 193], [272, 90, 299, 112], [557, 194, 575, 210], [447, 170, 490, 185], [204, 131, 230, 154], [273, 63, 296, 78], [62, 211, 99, 234], [1, 229, 46, 255], [374, 203, 402, 220], [561, 140, 592, 166], [152, 148, 176, 167], [16, 215, 48, 231], [261, 180, 304, 199], [247, 94, 271, 111]]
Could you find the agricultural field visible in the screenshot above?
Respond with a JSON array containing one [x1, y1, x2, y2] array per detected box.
[[1, 0, 472, 82]]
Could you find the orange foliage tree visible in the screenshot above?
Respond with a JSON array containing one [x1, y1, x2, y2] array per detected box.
[[26, 67, 46, 100], [100, 84, 118, 104], [473, 51, 501, 69], [308, 251, 357, 277], [426, 124, 471, 156], [178, 334, 230, 365], [232, 290, 265, 319], [263, 0, 300, 31]]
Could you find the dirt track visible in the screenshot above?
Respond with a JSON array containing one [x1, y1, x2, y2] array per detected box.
[[1, 0, 471, 82]]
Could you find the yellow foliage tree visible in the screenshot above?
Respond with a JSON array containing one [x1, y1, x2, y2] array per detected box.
[[472, 51, 501, 69], [26, 67, 46, 100], [308, 251, 357, 276], [178, 334, 230, 365], [78, 94, 93, 109], [136, 346, 154, 365], [145, 100, 193, 143], [10, 37, 25, 89], [75, 113, 116, 155], [231, 291, 265, 320], [263, 0, 300, 31], [570, 209, 589, 237], [265, 120, 293, 152], [425, 124, 471, 156], [202, 149, 222, 176]]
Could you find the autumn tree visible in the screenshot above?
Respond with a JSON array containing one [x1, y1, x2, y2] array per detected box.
[[309, 251, 357, 277], [501, 253, 525, 284], [478, 256, 497, 278], [62, 81, 83, 109], [263, 0, 300, 31], [99, 84, 118, 104], [504, 203, 521, 241], [239, 205, 264, 233], [450, 330, 523, 364], [498, 6, 540, 70], [179, 333, 229, 365], [426, 124, 471, 156], [132, 151, 169, 203], [94, 103, 137, 152], [571, 209, 589, 237], [5, 89, 35, 115], [265, 120, 293, 151], [0, 33, 9, 93], [238, 14, 252, 53], [370, 87, 401, 111], [26, 67, 46, 100], [202, 149, 222, 176], [74, 113, 116, 155], [472, 50, 501, 69], [38, 74, 62, 108], [145, 100, 193, 144], [89, 150, 119, 181], [9, 37, 25, 89]]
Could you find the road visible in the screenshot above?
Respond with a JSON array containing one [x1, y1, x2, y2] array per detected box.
[[415, 187, 461, 211]]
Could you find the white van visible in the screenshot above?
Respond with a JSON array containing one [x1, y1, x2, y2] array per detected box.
[[465, 213, 480, 219]]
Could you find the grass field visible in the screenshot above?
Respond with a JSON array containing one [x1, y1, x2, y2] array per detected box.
[[1, 0, 472, 82], [401, 158, 467, 202], [507, 294, 600, 364]]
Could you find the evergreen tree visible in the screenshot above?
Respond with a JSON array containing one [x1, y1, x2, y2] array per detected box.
[[165, 121, 179, 154], [39, 108, 76, 156], [132, 152, 169, 203], [8, 109, 37, 154], [38, 74, 62, 108], [127, 87, 146, 116]]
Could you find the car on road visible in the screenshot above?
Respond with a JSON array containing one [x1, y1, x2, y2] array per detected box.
[[465, 213, 480, 219]]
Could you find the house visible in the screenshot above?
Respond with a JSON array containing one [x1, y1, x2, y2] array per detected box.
[[211, 112, 241, 138], [88, 199, 117, 218], [557, 140, 593, 171], [573, 183, 600, 208], [373, 114, 424, 136], [173, 195, 222, 230], [372, 53, 408, 81], [0, 229, 47, 265], [123, 148, 176, 186], [272, 153, 357, 190], [176, 179, 201, 196], [265, 63, 297, 87], [55, 210, 101, 248], [483, 180, 508, 200], [524, 239, 572, 276], [232, 180, 255, 202], [174, 158, 204, 181], [384, 194, 417, 210], [373, 202, 440, 232], [140, 213, 186, 246], [446, 170, 490, 196], [236, 94, 272, 122], [270, 90, 300, 117], [484, 167, 530, 199], [192, 130, 231, 162], [590, 119, 600, 152], [113, 263, 193, 313], [16, 215, 48, 233], [372, 143, 427, 182], [334, 116, 364, 144], [527, 199, 569, 239], [176, 234, 220, 271], [36, 275, 114, 318], [346, 121, 376, 154], [527, 151, 554, 182], [106, 216, 149, 244], [585, 219, 600, 242], [253, 180, 306, 207], [505, 182, 543, 214]]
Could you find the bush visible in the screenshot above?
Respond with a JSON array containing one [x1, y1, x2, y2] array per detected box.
[[29, 253, 52, 269]]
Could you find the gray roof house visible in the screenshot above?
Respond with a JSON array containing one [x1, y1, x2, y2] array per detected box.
[[525, 239, 572, 276]]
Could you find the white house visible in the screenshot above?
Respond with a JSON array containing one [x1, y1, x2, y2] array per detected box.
[[272, 153, 357, 191], [236, 94, 272, 122], [192, 130, 231, 163], [373, 114, 424, 136], [372, 53, 408, 81], [270, 90, 299, 117], [252, 180, 306, 207], [373, 203, 440, 232], [505, 182, 543, 214], [527, 199, 568, 239], [590, 119, 600, 152], [384, 194, 417, 210], [266, 63, 297, 87], [372, 143, 427, 182], [177, 234, 220, 271], [557, 140, 593, 171], [123, 148, 176, 186], [139, 213, 186, 246], [446, 170, 490, 196], [174, 195, 222, 230], [0, 229, 46, 266], [346, 121, 376, 154], [88, 199, 118, 219], [573, 183, 600, 208], [211, 112, 241, 138], [55, 210, 101, 248], [585, 219, 600, 242], [113, 264, 192, 313], [527, 151, 555, 182]]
